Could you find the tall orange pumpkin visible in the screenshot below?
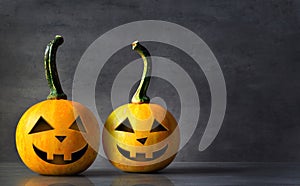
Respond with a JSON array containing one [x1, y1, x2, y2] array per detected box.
[[103, 41, 180, 172], [15, 35, 99, 175]]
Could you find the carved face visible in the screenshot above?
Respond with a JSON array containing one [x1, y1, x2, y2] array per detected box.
[[16, 100, 99, 175], [103, 103, 180, 172]]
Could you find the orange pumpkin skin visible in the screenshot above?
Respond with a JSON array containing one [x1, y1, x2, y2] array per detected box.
[[16, 100, 99, 175], [103, 103, 180, 172]]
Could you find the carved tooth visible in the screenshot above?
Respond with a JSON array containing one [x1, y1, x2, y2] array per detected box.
[[145, 152, 153, 159], [47, 153, 54, 160], [64, 153, 72, 161], [130, 151, 136, 158]]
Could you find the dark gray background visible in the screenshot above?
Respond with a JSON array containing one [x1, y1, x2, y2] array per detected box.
[[1, 0, 299, 163]]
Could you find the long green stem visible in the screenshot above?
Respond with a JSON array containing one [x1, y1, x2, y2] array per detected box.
[[44, 35, 67, 100], [131, 41, 151, 103]]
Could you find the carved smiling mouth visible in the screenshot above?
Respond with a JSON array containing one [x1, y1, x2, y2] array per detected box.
[[117, 144, 168, 162], [33, 144, 88, 165]]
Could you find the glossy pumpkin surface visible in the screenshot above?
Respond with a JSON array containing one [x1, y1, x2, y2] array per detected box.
[[15, 36, 99, 175], [16, 100, 99, 175], [103, 103, 179, 172], [102, 41, 179, 172]]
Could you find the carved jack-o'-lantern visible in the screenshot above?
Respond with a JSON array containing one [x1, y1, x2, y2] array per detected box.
[[15, 36, 99, 175], [103, 41, 180, 172]]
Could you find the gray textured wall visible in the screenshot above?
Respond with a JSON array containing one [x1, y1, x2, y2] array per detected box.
[[1, 0, 300, 162]]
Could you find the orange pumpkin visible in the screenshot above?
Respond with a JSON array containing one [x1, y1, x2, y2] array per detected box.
[[15, 35, 99, 175], [103, 41, 180, 172]]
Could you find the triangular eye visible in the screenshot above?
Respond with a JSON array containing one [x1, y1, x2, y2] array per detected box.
[[150, 119, 168, 132], [115, 118, 134, 133], [69, 117, 86, 132], [29, 117, 54, 134]]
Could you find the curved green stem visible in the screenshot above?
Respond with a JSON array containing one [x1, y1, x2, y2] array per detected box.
[[131, 41, 151, 103], [44, 35, 67, 100]]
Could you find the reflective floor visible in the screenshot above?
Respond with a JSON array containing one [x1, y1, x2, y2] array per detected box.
[[1, 161, 300, 185]]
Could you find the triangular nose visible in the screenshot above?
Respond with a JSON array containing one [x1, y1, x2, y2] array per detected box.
[[55, 136, 66, 142], [137, 137, 147, 145]]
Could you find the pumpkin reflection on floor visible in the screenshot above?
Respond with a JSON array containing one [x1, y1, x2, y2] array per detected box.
[[111, 174, 174, 186], [22, 175, 94, 186]]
